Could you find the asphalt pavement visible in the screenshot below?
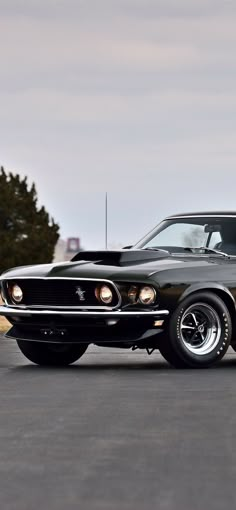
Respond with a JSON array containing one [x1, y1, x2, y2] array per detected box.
[[1, 334, 236, 510]]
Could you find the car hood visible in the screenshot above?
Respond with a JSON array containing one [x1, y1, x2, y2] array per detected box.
[[1, 249, 225, 282]]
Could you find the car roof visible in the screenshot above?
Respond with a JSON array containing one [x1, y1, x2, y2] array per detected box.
[[166, 211, 236, 219]]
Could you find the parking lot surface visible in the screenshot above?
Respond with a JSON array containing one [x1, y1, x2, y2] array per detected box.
[[1, 334, 236, 510]]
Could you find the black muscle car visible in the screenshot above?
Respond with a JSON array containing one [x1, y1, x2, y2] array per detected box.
[[1, 211, 236, 368]]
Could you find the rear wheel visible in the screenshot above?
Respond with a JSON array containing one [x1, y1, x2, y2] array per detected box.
[[159, 292, 232, 368], [16, 340, 88, 366]]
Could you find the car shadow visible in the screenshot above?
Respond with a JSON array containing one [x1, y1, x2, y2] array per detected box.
[[8, 360, 171, 373], [7, 353, 236, 374]]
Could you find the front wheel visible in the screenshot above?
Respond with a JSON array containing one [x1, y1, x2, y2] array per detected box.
[[159, 292, 232, 368], [16, 340, 88, 366]]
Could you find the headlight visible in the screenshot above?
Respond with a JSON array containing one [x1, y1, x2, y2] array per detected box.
[[99, 285, 113, 304], [139, 286, 156, 305], [10, 284, 23, 303], [128, 285, 139, 303]]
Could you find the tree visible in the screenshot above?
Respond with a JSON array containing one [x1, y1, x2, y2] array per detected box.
[[0, 167, 60, 273]]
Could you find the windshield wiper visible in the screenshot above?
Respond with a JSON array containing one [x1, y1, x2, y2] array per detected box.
[[183, 247, 229, 257], [143, 247, 170, 254]]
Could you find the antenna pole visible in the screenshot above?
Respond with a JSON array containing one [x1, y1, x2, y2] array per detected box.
[[105, 192, 108, 250]]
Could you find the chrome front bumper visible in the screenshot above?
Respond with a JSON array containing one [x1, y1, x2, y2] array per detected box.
[[0, 305, 169, 319]]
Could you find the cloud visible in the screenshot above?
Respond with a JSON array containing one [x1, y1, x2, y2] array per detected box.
[[0, 0, 235, 19], [0, 7, 236, 101], [0, 1, 236, 247]]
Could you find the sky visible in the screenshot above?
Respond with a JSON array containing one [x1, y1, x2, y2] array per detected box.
[[1, 0, 236, 249]]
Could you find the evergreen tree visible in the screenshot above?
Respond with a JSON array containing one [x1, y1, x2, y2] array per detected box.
[[0, 167, 60, 273]]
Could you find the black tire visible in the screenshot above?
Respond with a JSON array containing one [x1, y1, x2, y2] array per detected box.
[[16, 340, 88, 366], [159, 292, 232, 368]]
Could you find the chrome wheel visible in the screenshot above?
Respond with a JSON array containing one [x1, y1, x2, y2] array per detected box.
[[180, 302, 221, 355]]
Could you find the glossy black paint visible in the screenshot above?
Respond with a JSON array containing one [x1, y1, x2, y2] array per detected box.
[[1, 251, 236, 346], [2, 212, 236, 348]]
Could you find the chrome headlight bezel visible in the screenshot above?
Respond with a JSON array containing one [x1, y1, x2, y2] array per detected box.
[[0, 287, 6, 303]]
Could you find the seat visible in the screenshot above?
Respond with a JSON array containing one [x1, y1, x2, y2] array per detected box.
[[214, 242, 236, 255]]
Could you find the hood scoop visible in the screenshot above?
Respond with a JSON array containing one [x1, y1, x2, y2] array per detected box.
[[71, 249, 169, 267]]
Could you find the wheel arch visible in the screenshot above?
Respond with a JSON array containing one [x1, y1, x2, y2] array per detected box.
[[179, 283, 236, 328]]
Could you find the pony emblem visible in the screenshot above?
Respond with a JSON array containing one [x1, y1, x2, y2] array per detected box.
[[75, 286, 86, 301]]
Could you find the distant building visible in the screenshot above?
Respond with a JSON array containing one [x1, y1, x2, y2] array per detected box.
[[53, 237, 81, 262]]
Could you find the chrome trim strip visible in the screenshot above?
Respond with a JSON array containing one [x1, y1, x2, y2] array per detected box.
[[2, 277, 122, 310], [2, 277, 119, 281], [2, 304, 117, 311], [0, 305, 169, 318], [167, 215, 236, 219]]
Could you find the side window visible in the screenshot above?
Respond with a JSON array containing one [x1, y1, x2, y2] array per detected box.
[[209, 232, 222, 248]]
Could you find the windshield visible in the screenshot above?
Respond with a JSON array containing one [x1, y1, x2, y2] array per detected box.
[[135, 217, 236, 255]]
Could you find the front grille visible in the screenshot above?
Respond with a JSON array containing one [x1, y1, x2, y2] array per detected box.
[[5, 279, 120, 308]]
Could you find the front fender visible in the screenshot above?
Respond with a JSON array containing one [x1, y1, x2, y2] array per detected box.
[[179, 282, 236, 310]]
